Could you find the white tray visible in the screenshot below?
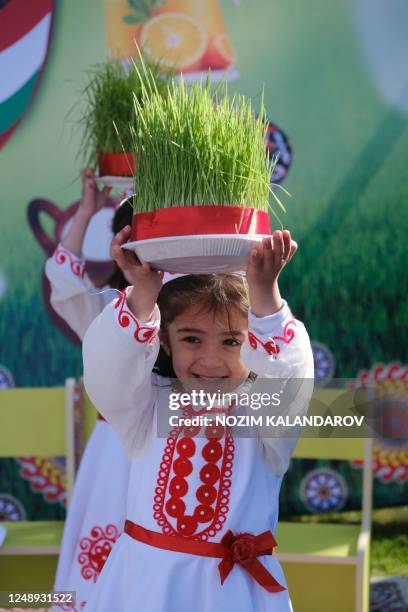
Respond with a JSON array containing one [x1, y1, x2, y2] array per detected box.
[[96, 175, 134, 191], [122, 234, 269, 273]]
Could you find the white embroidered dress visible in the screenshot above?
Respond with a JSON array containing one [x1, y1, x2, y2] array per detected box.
[[83, 290, 314, 612], [45, 245, 129, 610]]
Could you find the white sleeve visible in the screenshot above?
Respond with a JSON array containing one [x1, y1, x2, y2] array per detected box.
[[240, 300, 314, 475], [83, 289, 160, 457], [45, 244, 115, 340]]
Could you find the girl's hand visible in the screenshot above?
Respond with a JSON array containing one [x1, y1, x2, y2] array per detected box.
[[110, 226, 162, 321], [79, 168, 111, 219], [246, 230, 297, 317]]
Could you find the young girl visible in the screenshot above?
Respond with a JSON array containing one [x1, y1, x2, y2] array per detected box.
[[45, 169, 133, 609], [83, 226, 314, 611]]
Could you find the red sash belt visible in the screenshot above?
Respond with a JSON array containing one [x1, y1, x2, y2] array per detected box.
[[124, 520, 285, 593]]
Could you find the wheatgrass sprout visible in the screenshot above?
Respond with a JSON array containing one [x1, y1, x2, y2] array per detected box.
[[130, 78, 281, 215], [79, 58, 170, 166]]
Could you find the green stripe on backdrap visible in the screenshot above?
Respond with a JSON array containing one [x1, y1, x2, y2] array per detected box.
[[0, 71, 38, 134]]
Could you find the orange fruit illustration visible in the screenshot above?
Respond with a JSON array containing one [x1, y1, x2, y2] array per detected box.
[[203, 32, 237, 70], [104, 0, 143, 58], [140, 12, 207, 72], [156, 0, 226, 42], [104, 0, 237, 74]]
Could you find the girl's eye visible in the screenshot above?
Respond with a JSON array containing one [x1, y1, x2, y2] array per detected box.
[[182, 336, 200, 344], [224, 338, 241, 347]]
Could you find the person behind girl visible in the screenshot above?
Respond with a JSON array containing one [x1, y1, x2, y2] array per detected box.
[[83, 226, 314, 612], [45, 169, 133, 609]]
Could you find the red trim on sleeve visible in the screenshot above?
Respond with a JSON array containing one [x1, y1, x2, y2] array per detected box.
[[53, 246, 85, 278], [248, 319, 296, 356], [114, 290, 159, 344]]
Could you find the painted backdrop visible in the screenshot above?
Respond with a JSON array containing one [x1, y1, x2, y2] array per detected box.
[[0, 0, 407, 519]]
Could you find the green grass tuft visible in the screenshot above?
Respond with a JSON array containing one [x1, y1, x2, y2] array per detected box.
[[79, 57, 170, 166], [129, 76, 277, 213]]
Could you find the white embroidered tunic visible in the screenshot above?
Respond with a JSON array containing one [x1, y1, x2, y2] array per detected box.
[[82, 290, 314, 612], [45, 245, 129, 610]]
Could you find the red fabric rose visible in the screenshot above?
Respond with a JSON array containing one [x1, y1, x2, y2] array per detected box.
[[230, 533, 256, 567]]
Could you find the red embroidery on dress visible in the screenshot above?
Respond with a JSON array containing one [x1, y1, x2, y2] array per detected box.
[[114, 290, 158, 343], [77, 524, 119, 582], [248, 332, 280, 355], [248, 319, 296, 356], [153, 404, 235, 541], [54, 246, 84, 278], [274, 320, 296, 344]]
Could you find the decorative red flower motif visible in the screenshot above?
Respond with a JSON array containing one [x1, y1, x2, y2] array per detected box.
[[77, 524, 119, 582], [247, 319, 296, 356], [114, 289, 158, 343], [218, 529, 286, 592], [264, 340, 280, 355], [153, 411, 235, 541], [231, 533, 256, 568], [247, 332, 280, 356], [54, 246, 84, 278], [274, 320, 296, 345], [248, 332, 258, 350]]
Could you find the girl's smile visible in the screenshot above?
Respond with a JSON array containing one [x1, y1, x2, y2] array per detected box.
[[161, 305, 250, 392]]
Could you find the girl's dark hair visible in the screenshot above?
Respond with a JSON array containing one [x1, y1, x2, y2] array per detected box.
[[107, 199, 133, 290], [112, 198, 133, 235], [154, 274, 249, 377]]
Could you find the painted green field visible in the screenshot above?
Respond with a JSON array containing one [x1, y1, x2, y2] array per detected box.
[[0, 0, 407, 385]]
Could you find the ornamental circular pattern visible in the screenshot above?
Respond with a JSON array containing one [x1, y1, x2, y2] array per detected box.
[[264, 120, 292, 184], [372, 395, 408, 447], [351, 365, 408, 483], [0, 365, 15, 389], [0, 493, 26, 521], [311, 341, 336, 386], [16, 457, 66, 505], [300, 468, 347, 513]]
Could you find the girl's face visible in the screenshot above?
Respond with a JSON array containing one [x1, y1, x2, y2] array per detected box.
[[161, 304, 250, 392]]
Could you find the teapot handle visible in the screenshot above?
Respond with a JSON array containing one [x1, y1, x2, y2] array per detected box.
[[27, 198, 62, 256]]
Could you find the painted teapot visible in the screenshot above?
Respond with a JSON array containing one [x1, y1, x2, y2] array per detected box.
[[27, 197, 117, 344]]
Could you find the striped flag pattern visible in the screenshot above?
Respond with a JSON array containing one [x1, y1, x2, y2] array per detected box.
[[0, 0, 54, 148]]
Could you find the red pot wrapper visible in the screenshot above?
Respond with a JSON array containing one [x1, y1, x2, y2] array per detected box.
[[98, 152, 135, 177], [131, 206, 271, 241]]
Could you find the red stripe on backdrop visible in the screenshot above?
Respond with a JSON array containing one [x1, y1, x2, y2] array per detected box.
[[0, 123, 16, 148], [0, 0, 54, 52]]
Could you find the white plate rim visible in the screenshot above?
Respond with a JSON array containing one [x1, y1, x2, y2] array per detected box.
[[122, 234, 271, 249], [95, 175, 134, 187]]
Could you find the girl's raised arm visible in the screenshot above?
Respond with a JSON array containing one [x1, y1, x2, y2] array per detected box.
[[83, 290, 161, 456], [243, 230, 314, 475], [241, 300, 314, 475], [45, 169, 113, 340], [62, 169, 111, 257], [83, 227, 163, 456], [45, 246, 114, 340]]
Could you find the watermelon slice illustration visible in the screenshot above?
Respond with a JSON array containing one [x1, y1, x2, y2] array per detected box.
[[0, 0, 55, 148]]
